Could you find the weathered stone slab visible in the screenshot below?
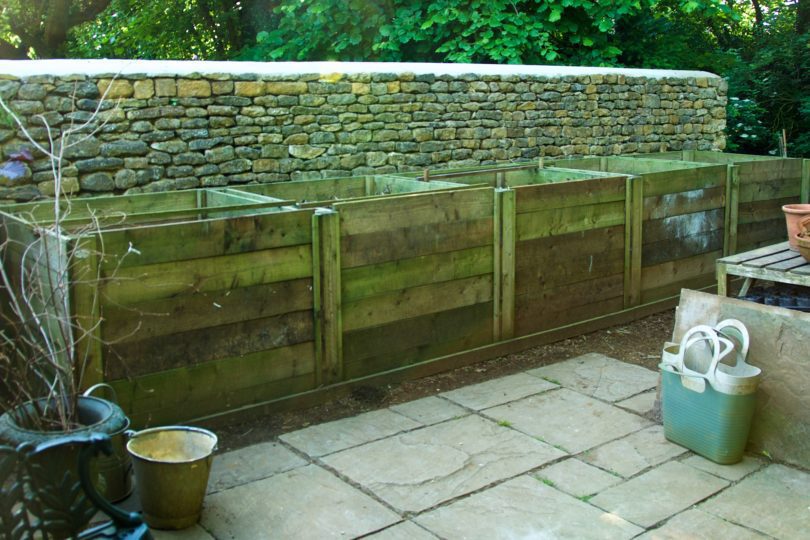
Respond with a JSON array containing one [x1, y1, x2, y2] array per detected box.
[[672, 290, 810, 469], [202, 464, 400, 539], [616, 390, 657, 415], [637, 509, 767, 540], [590, 461, 729, 528], [699, 464, 810, 538], [389, 396, 468, 426], [416, 475, 643, 539], [533, 458, 622, 498], [680, 454, 764, 482], [441, 372, 557, 410], [207, 441, 307, 493], [581, 425, 688, 478], [322, 415, 565, 513], [485, 388, 650, 453], [280, 409, 420, 457], [365, 521, 438, 540], [528, 353, 659, 402]]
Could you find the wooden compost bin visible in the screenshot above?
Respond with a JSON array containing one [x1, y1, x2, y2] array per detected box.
[[0, 188, 323, 426], [547, 156, 730, 305], [625, 151, 810, 253], [239, 176, 496, 380], [402, 164, 632, 337]]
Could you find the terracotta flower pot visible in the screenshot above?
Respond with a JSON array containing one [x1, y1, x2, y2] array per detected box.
[[796, 216, 810, 263], [782, 204, 810, 250]]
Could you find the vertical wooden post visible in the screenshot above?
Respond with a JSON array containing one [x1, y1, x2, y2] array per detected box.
[[499, 189, 516, 340], [624, 176, 643, 308], [312, 209, 343, 386], [724, 164, 740, 256], [716, 261, 729, 297], [492, 190, 503, 341], [70, 234, 104, 389], [801, 159, 810, 204]]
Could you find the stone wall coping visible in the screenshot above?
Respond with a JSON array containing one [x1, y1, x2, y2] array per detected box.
[[0, 59, 719, 80]]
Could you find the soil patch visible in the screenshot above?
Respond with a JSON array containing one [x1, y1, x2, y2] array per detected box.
[[216, 309, 674, 451]]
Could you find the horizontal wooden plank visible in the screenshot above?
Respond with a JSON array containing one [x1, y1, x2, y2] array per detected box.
[[337, 187, 493, 236], [641, 249, 722, 292], [737, 159, 803, 185], [102, 277, 313, 343], [102, 243, 312, 304], [342, 274, 493, 332], [739, 176, 801, 203], [641, 274, 716, 304], [642, 228, 724, 267], [343, 302, 494, 365], [643, 208, 725, 245], [718, 241, 790, 265], [240, 177, 368, 202], [516, 230, 625, 295], [99, 209, 313, 271], [105, 309, 314, 378], [342, 246, 492, 302], [340, 217, 493, 268], [110, 340, 315, 415], [516, 273, 624, 316], [741, 249, 798, 269], [515, 177, 626, 214], [643, 186, 725, 220], [515, 295, 624, 336], [344, 325, 492, 380], [736, 219, 789, 252], [642, 166, 726, 197], [516, 200, 625, 242], [737, 197, 794, 226]]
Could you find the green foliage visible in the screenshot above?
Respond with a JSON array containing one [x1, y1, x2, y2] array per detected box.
[[238, 1, 649, 65], [68, 0, 242, 60]]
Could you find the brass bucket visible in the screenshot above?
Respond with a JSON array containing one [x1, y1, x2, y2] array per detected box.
[[126, 426, 217, 530]]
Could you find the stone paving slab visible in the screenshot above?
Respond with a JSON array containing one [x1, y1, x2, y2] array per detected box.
[[485, 388, 650, 453], [533, 458, 622, 498], [699, 464, 810, 538], [365, 521, 438, 539], [440, 372, 557, 410], [637, 508, 767, 539], [528, 353, 659, 402], [590, 461, 729, 528], [280, 409, 420, 457], [389, 396, 468, 426], [322, 414, 565, 513], [580, 425, 688, 478], [415, 475, 643, 539], [616, 390, 657, 415], [680, 454, 764, 482], [207, 441, 307, 493], [201, 464, 400, 539]]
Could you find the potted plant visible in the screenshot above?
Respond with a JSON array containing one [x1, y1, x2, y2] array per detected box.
[[0, 86, 134, 516]]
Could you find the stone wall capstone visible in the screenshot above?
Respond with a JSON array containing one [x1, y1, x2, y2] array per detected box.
[[0, 60, 727, 201]]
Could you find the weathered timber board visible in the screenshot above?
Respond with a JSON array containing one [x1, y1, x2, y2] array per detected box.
[[341, 246, 492, 302], [340, 217, 493, 268], [105, 309, 313, 378], [103, 243, 312, 304], [99, 209, 313, 270], [515, 295, 625, 336], [342, 274, 493, 332]]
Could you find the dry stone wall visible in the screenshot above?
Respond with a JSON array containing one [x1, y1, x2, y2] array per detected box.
[[0, 60, 727, 201]]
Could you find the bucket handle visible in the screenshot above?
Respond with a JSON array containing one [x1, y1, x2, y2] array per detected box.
[[715, 319, 749, 367], [83, 383, 121, 405]]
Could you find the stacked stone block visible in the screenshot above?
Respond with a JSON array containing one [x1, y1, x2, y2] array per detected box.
[[0, 64, 727, 201]]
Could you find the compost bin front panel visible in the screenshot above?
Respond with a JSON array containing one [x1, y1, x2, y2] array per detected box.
[[337, 187, 496, 378], [101, 208, 317, 426], [512, 176, 628, 336]]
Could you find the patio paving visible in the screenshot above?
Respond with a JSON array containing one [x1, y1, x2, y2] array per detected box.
[[148, 353, 809, 539]]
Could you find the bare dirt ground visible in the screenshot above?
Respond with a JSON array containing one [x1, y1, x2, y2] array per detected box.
[[216, 309, 675, 451]]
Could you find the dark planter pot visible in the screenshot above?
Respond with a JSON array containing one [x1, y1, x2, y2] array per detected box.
[[0, 396, 132, 520]]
